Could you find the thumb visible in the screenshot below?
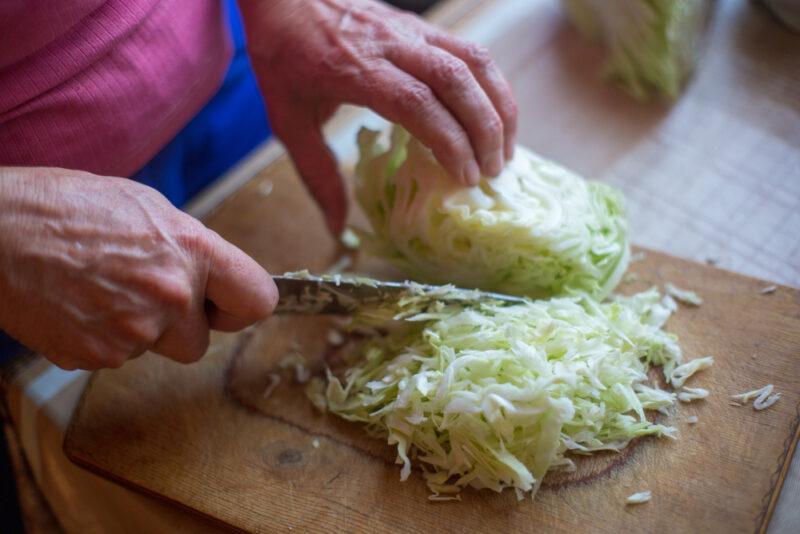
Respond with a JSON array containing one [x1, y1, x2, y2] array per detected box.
[[203, 229, 278, 332], [280, 122, 348, 236]]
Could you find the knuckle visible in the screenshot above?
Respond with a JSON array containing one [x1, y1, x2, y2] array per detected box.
[[117, 316, 161, 347], [434, 57, 472, 87], [126, 179, 170, 205], [157, 276, 194, 314], [359, 69, 389, 103], [139, 268, 195, 315], [500, 97, 518, 124], [371, 19, 396, 39], [464, 43, 492, 69], [174, 218, 213, 257], [397, 83, 435, 113], [483, 112, 503, 138]]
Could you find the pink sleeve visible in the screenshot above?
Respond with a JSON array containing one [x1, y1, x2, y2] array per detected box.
[[0, 0, 233, 177]]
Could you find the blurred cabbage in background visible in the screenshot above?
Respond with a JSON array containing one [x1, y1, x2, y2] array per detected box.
[[562, 0, 712, 100]]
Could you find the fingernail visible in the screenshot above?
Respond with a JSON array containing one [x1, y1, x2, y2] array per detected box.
[[462, 159, 481, 186], [482, 149, 503, 177]]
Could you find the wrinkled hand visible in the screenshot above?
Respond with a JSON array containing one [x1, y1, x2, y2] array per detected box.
[[239, 0, 518, 234], [0, 168, 278, 370]]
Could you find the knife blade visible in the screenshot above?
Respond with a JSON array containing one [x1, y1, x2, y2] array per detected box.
[[272, 274, 527, 315]]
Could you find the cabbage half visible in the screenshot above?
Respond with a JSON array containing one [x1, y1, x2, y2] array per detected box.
[[562, 0, 709, 99], [310, 284, 708, 499], [355, 126, 629, 300]]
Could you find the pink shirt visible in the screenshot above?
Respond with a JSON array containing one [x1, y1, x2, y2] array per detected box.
[[0, 0, 233, 177]]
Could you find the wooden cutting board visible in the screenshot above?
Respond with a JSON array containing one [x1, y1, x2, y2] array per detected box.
[[64, 0, 800, 530], [64, 153, 800, 533]]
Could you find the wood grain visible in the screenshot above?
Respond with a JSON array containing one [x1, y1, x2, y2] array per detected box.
[[64, 149, 800, 533]]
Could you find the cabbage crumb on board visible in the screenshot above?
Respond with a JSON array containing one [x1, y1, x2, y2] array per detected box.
[[731, 384, 780, 411], [664, 283, 703, 306], [677, 387, 709, 402], [354, 126, 630, 300], [307, 282, 713, 500], [626, 490, 652, 504]]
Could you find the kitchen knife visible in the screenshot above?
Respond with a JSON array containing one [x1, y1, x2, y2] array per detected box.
[[272, 274, 527, 315]]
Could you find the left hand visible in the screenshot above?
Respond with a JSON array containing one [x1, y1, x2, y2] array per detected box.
[[238, 0, 518, 235]]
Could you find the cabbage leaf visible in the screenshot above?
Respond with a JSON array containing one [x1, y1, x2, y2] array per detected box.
[[355, 126, 630, 300]]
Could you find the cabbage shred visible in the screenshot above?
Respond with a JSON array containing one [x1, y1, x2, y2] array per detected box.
[[355, 127, 630, 300], [311, 284, 703, 499]]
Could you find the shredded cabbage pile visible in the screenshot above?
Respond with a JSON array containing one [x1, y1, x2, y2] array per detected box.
[[561, 0, 710, 99], [308, 283, 710, 499], [355, 126, 630, 299]]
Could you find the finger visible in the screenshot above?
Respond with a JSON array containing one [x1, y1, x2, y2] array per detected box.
[[387, 45, 504, 177], [204, 230, 278, 329], [57, 335, 136, 370], [277, 120, 348, 235], [49, 355, 101, 371], [347, 62, 481, 185], [152, 311, 210, 364], [425, 34, 518, 160], [206, 301, 256, 332]]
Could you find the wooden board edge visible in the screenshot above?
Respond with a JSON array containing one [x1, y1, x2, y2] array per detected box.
[[62, 369, 97, 459], [64, 451, 246, 533], [62, 381, 246, 534], [635, 247, 799, 291], [757, 405, 800, 534], [183, 139, 285, 222]]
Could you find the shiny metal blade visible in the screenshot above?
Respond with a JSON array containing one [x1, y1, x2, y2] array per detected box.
[[272, 274, 526, 315]]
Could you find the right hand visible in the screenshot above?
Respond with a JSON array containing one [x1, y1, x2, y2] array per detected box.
[[0, 167, 278, 370]]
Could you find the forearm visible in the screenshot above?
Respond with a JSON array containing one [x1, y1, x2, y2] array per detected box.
[[0, 166, 94, 354], [0, 166, 50, 226], [0, 166, 58, 329]]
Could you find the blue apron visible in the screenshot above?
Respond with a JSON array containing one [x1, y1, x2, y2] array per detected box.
[[0, 0, 271, 362], [131, 0, 271, 206]]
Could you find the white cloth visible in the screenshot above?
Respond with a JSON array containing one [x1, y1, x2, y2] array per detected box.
[[7, 362, 218, 533]]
